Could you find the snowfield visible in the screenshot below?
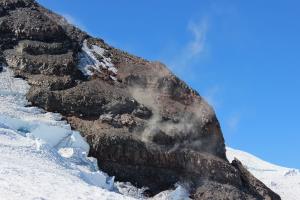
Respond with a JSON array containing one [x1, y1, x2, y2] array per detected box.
[[227, 147, 300, 200], [0, 67, 190, 200]]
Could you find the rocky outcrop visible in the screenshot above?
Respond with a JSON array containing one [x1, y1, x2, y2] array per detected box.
[[0, 0, 281, 199], [231, 159, 281, 200]]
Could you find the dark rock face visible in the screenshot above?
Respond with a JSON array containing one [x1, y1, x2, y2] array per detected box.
[[231, 159, 281, 200], [0, 0, 281, 199]]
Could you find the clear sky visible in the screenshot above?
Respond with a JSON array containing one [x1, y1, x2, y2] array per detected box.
[[37, 0, 300, 168]]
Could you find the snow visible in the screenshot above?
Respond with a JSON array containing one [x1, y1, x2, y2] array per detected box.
[[116, 182, 191, 200], [78, 40, 117, 79], [227, 147, 300, 200], [0, 127, 132, 200], [0, 66, 189, 200], [151, 185, 191, 200]]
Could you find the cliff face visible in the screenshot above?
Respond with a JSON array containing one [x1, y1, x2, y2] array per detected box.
[[0, 0, 281, 199]]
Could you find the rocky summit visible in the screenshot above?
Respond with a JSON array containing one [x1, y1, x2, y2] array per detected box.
[[0, 0, 281, 199]]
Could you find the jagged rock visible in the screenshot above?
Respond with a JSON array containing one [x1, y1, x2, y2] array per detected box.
[[132, 104, 152, 119], [0, 0, 281, 199], [194, 181, 259, 200], [193, 159, 281, 200], [26, 74, 76, 91], [4, 49, 76, 75], [231, 159, 281, 200]]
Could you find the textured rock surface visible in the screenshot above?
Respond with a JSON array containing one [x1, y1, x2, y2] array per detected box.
[[0, 0, 281, 199]]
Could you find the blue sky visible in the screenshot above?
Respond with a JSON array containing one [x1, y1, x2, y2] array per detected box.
[[37, 0, 300, 168]]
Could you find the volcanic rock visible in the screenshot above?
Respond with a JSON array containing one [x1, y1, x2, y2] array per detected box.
[[0, 0, 281, 199]]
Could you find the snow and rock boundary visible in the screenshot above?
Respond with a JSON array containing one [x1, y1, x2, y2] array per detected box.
[[0, 66, 190, 199], [0, 67, 122, 199], [0, 0, 282, 199], [227, 147, 300, 200]]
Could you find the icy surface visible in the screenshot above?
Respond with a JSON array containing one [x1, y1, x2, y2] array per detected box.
[[227, 147, 300, 200], [78, 40, 117, 79]]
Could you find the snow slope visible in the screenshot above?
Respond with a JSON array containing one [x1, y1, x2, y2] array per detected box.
[[227, 147, 300, 200], [0, 67, 190, 200]]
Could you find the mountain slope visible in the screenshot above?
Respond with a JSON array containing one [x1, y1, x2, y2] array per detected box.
[[0, 67, 127, 199], [0, 66, 191, 200], [0, 0, 281, 199], [227, 147, 300, 200]]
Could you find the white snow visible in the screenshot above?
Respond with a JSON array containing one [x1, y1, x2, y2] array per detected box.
[[227, 147, 300, 200], [151, 185, 191, 200], [78, 40, 117, 79], [115, 182, 191, 200]]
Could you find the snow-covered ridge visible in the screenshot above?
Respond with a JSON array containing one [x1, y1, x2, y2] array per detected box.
[[78, 40, 118, 80], [227, 147, 300, 200]]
